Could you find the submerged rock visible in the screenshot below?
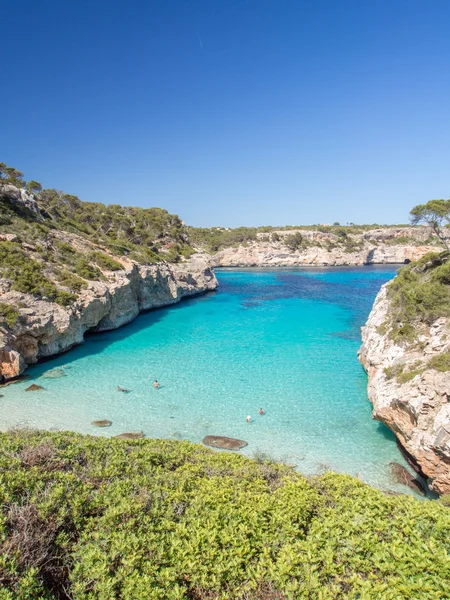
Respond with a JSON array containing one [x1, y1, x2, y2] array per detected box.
[[42, 368, 66, 378], [0, 374, 30, 388], [92, 420, 112, 427], [389, 462, 425, 495], [25, 384, 44, 391], [115, 432, 144, 440], [202, 435, 248, 450]]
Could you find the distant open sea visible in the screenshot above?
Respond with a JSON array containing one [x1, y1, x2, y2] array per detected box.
[[1, 266, 421, 495]]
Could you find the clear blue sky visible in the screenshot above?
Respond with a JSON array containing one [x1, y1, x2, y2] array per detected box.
[[2, 0, 450, 227]]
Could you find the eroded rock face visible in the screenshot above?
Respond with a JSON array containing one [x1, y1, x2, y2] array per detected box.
[[213, 227, 437, 267], [359, 285, 450, 495], [0, 256, 217, 379]]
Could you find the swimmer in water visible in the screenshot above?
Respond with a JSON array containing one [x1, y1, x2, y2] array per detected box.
[[246, 415, 252, 423], [117, 386, 129, 393], [259, 408, 265, 415], [153, 380, 160, 389]]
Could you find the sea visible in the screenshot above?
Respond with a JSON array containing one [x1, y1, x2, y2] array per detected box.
[[0, 266, 423, 495]]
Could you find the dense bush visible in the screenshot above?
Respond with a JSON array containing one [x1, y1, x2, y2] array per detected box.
[[89, 251, 123, 271], [385, 252, 450, 342], [74, 258, 102, 280], [0, 242, 76, 306], [0, 302, 19, 328], [55, 269, 88, 293], [0, 431, 448, 600], [284, 232, 304, 251]]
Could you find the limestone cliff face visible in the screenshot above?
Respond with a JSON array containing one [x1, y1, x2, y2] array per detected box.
[[359, 286, 450, 495], [0, 256, 217, 380], [213, 227, 437, 266]]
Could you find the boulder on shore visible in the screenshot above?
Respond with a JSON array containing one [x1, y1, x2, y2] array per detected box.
[[202, 435, 248, 450], [115, 432, 144, 440], [25, 384, 44, 392], [92, 420, 112, 427], [389, 462, 425, 495]]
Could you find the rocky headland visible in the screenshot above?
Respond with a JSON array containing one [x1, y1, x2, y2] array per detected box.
[[0, 182, 217, 380], [212, 227, 438, 267], [359, 258, 450, 495]]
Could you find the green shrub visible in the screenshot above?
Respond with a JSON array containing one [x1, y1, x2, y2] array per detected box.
[[386, 253, 450, 342], [75, 258, 102, 280], [0, 431, 449, 599], [428, 351, 450, 372], [0, 302, 19, 328], [55, 270, 87, 293], [0, 242, 76, 306], [284, 232, 304, 251], [88, 251, 123, 271]]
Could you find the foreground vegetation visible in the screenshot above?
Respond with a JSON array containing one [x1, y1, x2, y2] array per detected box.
[[0, 430, 449, 599]]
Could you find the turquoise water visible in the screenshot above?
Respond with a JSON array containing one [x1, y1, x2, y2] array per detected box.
[[1, 266, 419, 494]]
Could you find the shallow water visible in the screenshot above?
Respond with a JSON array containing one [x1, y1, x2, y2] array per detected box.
[[0, 266, 422, 495]]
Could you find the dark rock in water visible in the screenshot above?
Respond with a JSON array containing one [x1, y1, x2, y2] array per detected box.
[[25, 384, 44, 392], [202, 435, 248, 450], [115, 432, 144, 440], [389, 462, 425, 495], [92, 420, 112, 427], [42, 368, 66, 378], [0, 374, 30, 388]]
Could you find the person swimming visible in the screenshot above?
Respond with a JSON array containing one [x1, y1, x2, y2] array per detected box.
[[259, 408, 265, 415], [246, 415, 252, 423], [117, 386, 129, 393], [153, 380, 160, 389]]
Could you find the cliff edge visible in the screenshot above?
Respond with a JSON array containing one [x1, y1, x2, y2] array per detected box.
[[359, 256, 450, 495], [0, 182, 217, 380]]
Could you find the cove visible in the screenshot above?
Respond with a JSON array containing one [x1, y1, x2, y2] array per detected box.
[[0, 266, 416, 494]]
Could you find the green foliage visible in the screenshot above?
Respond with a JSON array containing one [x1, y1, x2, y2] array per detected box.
[[283, 232, 304, 251], [271, 232, 280, 242], [0, 162, 25, 188], [0, 242, 76, 306], [55, 270, 87, 293], [0, 303, 19, 328], [410, 199, 450, 249], [428, 351, 450, 372], [188, 227, 259, 253], [26, 180, 42, 194], [88, 251, 123, 271], [0, 431, 449, 600], [74, 258, 102, 280], [386, 252, 450, 342]]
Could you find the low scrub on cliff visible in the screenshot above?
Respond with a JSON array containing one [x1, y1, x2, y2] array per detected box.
[[0, 161, 195, 267], [385, 252, 450, 342], [0, 430, 449, 600], [0, 241, 76, 307]]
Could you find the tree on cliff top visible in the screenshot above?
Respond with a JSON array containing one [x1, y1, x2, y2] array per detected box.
[[0, 162, 25, 188], [410, 199, 450, 251]]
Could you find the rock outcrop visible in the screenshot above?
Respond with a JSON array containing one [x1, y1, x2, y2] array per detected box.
[[0, 256, 217, 380], [359, 285, 450, 495], [213, 227, 437, 267]]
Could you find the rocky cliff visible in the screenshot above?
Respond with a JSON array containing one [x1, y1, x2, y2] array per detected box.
[[0, 256, 217, 380], [359, 284, 450, 495], [212, 227, 437, 266], [0, 183, 217, 380]]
